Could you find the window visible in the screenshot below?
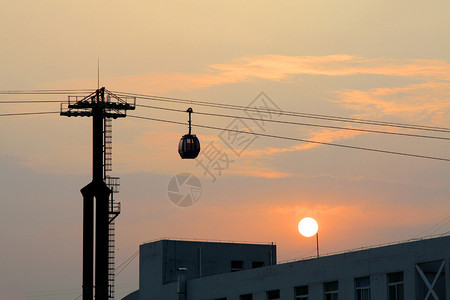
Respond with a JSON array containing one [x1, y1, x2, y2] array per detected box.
[[240, 294, 253, 300], [231, 260, 244, 272], [252, 261, 265, 268], [355, 277, 370, 300], [324, 281, 339, 300], [416, 260, 446, 300], [295, 285, 308, 300], [266, 289, 280, 300], [387, 272, 404, 300]]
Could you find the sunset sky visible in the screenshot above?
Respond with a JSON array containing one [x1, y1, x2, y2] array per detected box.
[[1, 1, 449, 299]]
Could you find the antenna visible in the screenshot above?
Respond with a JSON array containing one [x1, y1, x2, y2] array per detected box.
[[97, 58, 100, 89]]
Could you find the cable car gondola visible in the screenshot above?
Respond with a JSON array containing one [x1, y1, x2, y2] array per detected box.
[[178, 107, 201, 159]]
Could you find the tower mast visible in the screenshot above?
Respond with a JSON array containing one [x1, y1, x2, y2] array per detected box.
[[61, 88, 135, 300]]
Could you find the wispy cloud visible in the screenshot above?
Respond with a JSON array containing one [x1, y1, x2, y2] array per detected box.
[[40, 54, 449, 177], [226, 161, 293, 179], [243, 128, 363, 159], [335, 81, 450, 123], [210, 55, 450, 81], [198, 55, 449, 177], [44, 54, 450, 93]]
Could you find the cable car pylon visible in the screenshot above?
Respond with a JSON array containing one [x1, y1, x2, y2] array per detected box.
[[178, 107, 201, 159], [60, 88, 135, 300]]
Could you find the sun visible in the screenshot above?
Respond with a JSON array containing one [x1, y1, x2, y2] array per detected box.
[[298, 217, 318, 237]]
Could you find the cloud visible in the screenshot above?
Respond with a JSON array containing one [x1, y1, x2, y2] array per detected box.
[[114, 128, 188, 174], [37, 54, 449, 178], [130, 196, 449, 259], [210, 55, 450, 81], [197, 128, 363, 179], [226, 161, 293, 179], [335, 81, 450, 123], [265, 200, 450, 256], [241, 128, 363, 158], [43, 55, 450, 93]]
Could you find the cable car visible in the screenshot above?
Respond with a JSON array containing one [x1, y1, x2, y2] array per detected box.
[[178, 108, 201, 159]]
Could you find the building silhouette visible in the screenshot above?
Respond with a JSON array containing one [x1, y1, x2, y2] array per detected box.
[[123, 235, 450, 300]]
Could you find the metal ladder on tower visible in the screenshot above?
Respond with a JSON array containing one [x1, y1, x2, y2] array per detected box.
[[104, 116, 121, 299], [104, 118, 113, 173], [107, 177, 120, 299]]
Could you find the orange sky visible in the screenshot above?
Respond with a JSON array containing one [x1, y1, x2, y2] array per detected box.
[[0, 1, 449, 299]]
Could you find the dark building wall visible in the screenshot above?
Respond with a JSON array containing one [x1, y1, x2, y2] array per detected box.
[[161, 240, 276, 284], [134, 239, 276, 300]]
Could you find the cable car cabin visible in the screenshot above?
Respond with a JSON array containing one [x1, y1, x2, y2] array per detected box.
[[178, 134, 200, 159]]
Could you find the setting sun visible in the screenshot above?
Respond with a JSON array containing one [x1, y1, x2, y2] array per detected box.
[[298, 217, 319, 237]]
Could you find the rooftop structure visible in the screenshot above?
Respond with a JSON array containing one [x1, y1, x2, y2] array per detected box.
[[123, 235, 450, 300]]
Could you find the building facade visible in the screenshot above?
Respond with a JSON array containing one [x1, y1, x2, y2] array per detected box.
[[123, 236, 450, 300]]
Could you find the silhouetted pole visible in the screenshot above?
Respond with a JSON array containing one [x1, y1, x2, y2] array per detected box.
[[94, 184, 110, 300], [316, 233, 319, 258], [79, 89, 111, 300], [81, 185, 94, 300], [92, 90, 111, 300]]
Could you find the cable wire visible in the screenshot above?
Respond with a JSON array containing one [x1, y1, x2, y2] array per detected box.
[[71, 251, 139, 300], [427, 219, 450, 236], [414, 216, 450, 238], [0, 111, 60, 117], [0, 100, 63, 103], [115, 250, 139, 272], [136, 104, 450, 141], [4, 88, 446, 133], [0, 89, 93, 94], [2, 88, 448, 133], [115, 251, 139, 278], [114, 91, 450, 133], [128, 114, 450, 162]]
